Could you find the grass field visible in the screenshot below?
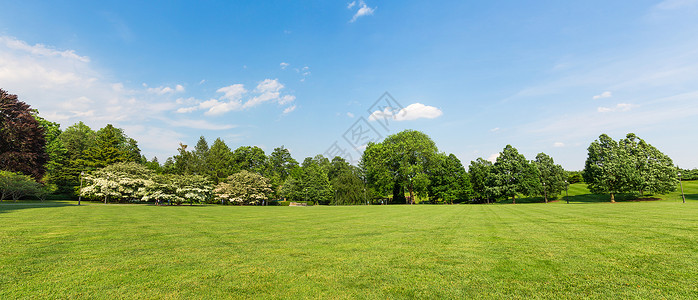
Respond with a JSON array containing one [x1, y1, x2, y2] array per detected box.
[[2, 183, 697, 298]]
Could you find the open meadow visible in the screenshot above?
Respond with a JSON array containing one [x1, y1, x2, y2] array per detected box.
[[2, 182, 697, 299]]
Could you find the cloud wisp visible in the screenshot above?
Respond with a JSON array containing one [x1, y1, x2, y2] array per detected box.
[[348, 1, 376, 23], [175, 79, 296, 115]]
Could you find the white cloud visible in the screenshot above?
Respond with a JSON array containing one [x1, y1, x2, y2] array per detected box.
[[487, 153, 500, 163], [244, 79, 284, 109], [176, 106, 199, 113], [592, 91, 612, 100], [147, 84, 185, 95], [217, 84, 247, 101], [553, 142, 565, 147], [283, 105, 297, 114], [280, 62, 289, 69], [279, 95, 296, 105], [597, 103, 633, 113], [347, 1, 356, 9], [349, 0, 376, 22], [369, 102, 443, 122], [490, 127, 500, 132], [347, 112, 355, 118], [175, 79, 294, 115], [0, 36, 90, 62]]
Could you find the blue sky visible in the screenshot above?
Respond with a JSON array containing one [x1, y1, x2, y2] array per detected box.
[[1, 0, 697, 170]]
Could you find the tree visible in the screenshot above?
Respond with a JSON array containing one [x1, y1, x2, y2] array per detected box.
[[429, 153, 472, 204], [533, 152, 565, 203], [489, 145, 539, 204], [621, 133, 677, 195], [583, 134, 636, 202], [469, 158, 494, 203], [566, 171, 584, 184], [83, 124, 140, 169], [232, 146, 268, 175], [0, 89, 48, 180], [192, 136, 210, 176], [0, 170, 45, 201], [173, 143, 195, 174], [267, 146, 298, 196], [330, 166, 367, 205], [172, 174, 214, 205], [301, 156, 333, 205], [214, 170, 272, 205], [362, 130, 438, 204], [207, 138, 234, 183]]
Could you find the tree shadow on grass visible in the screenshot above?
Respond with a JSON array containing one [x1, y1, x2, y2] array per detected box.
[[496, 193, 652, 204], [0, 200, 76, 214], [682, 194, 698, 200]]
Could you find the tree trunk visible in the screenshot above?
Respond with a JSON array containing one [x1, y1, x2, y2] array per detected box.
[[408, 183, 414, 205], [512, 194, 516, 204], [610, 193, 615, 203], [104, 195, 107, 204]]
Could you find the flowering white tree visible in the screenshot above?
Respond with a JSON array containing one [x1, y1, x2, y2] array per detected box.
[[173, 174, 213, 205], [214, 170, 272, 205], [80, 162, 214, 204]]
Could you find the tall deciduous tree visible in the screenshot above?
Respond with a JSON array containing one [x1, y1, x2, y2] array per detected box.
[[583, 134, 636, 202], [533, 152, 565, 203], [0, 89, 48, 180], [267, 146, 298, 197], [429, 153, 472, 204], [489, 145, 539, 204], [362, 130, 438, 204], [469, 158, 494, 203], [233, 146, 268, 175], [621, 133, 677, 195]]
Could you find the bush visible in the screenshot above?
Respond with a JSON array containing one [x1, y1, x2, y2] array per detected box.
[[0, 170, 46, 201]]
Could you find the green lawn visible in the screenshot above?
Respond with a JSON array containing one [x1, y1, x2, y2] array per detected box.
[[2, 184, 697, 298]]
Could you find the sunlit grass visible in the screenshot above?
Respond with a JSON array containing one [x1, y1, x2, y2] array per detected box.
[[2, 188, 697, 298]]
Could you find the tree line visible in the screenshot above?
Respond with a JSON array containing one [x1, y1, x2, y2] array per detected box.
[[1, 88, 687, 204]]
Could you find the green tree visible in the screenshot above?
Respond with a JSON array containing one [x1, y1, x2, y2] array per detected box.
[[489, 145, 539, 204], [232, 146, 268, 175], [33, 113, 71, 193], [621, 133, 677, 195], [214, 170, 272, 205], [429, 153, 472, 204], [566, 171, 584, 184], [0, 170, 45, 201], [469, 158, 494, 203], [330, 165, 368, 205], [583, 134, 636, 202], [533, 152, 565, 203], [173, 143, 195, 174], [362, 130, 438, 204], [192, 136, 210, 176], [267, 146, 298, 197], [207, 138, 234, 183], [302, 156, 333, 205], [83, 124, 140, 169], [0, 89, 48, 180]]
